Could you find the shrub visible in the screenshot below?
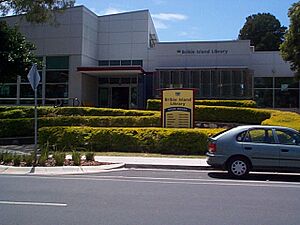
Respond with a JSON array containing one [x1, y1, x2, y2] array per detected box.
[[85, 152, 94, 161], [72, 151, 81, 166], [262, 110, 300, 131], [2, 152, 13, 164], [53, 152, 66, 166], [147, 99, 257, 110], [39, 127, 224, 155], [0, 106, 157, 119], [38, 149, 49, 166], [194, 106, 271, 124], [23, 153, 35, 166], [0, 115, 160, 138], [13, 154, 21, 166]]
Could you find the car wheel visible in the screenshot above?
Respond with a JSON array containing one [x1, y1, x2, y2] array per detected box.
[[227, 157, 250, 178]]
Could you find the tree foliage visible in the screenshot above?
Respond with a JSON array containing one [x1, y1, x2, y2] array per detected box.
[[0, 0, 75, 23], [238, 13, 286, 51], [0, 21, 39, 82], [280, 1, 300, 78]]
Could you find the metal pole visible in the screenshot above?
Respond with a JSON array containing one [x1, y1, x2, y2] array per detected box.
[[34, 87, 38, 165]]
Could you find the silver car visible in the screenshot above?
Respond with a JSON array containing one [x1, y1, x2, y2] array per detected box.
[[206, 125, 300, 178]]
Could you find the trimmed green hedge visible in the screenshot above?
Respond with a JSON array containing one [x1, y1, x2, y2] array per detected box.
[[0, 106, 157, 119], [195, 106, 271, 124], [0, 115, 160, 138], [262, 110, 300, 131], [39, 126, 224, 155], [147, 99, 257, 110]]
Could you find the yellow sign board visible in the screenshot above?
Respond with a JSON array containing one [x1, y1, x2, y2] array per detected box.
[[162, 89, 194, 128]]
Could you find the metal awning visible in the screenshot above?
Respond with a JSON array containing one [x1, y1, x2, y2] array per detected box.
[[77, 66, 145, 76]]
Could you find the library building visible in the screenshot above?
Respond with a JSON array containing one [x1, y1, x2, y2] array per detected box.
[[0, 6, 299, 109]]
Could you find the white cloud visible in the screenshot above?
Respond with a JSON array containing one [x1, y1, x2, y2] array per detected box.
[[153, 19, 168, 29], [152, 13, 187, 21]]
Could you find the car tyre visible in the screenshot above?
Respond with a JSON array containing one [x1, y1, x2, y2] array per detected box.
[[227, 157, 250, 179]]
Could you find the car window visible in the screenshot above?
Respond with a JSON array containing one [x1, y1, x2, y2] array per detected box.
[[242, 128, 275, 144], [275, 129, 300, 145]]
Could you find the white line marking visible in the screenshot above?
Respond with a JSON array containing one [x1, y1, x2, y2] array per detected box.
[[0, 201, 67, 207]]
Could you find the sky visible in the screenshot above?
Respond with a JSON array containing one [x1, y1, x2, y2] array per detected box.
[[75, 0, 297, 42]]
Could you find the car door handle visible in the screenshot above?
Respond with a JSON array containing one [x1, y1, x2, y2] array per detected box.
[[281, 149, 289, 152], [244, 147, 252, 150]]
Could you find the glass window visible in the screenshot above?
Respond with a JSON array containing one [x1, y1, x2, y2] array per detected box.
[[275, 129, 300, 145], [46, 56, 69, 69], [211, 70, 220, 97], [244, 129, 275, 143], [99, 60, 109, 66], [236, 131, 247, 142], [275, 77, 299, 89], [0, 84, 17, 98], [275, 89, 299, 108], [160, 71, 170, 88], [46, 71, 68, 83], [132, 60, 143, 66], [191, 71, 200, 88], [254, 89, 273, 108], [254, 77, 273, 88], [46, 84, 68, 98], [121, 60, 131, 66], [109, 60, 120, 66], [171, 71, 181, 88], [181, 71, 189, 88], [20, 85, 42, 98], [201, 71, 211, 97]]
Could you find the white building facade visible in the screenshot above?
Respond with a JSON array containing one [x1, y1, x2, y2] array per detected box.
[[0, 6, 299, 109]]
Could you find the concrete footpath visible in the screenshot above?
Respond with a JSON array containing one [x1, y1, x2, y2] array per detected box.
[[0, 145, 211, 175]]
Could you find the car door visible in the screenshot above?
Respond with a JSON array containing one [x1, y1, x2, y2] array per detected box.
[[242, 128, 280, 168], [274, 128, 300, 168]]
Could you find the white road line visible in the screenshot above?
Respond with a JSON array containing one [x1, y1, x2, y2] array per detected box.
[[0, 201, 67, 207]]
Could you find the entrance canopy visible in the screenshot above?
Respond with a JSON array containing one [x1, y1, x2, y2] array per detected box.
[[77, 66, 145, 76]]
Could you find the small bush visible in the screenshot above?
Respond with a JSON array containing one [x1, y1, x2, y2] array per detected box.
[[38, 149, 49, 166], [3, 152, 13, 164], [72, 151, 81, 166], [0, 115, 160, 138], [13, 154, 21, 166], [23, 153, 35, 166], [85, 152, 94, 161], [39, 127, 224, 155], [0, 106, 156, 119], [147, 99, 257, 110], [53, 152, 65, 166]]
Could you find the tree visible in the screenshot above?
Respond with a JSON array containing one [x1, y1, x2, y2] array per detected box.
[[238, 13, 286, 51], [280, 1, 300, 79], [0, 0, 75, 23], [0, 21, 39, 82]]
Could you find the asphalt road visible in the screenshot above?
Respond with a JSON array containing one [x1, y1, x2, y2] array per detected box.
[[1, 169, 300, 225]]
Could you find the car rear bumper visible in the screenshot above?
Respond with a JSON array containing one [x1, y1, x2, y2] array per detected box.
[[206, 152, 227, 168]]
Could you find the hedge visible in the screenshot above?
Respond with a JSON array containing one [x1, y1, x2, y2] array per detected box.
[[262, 110, 300, 131], [38, 126, 224, 155], [0, 115, 160, 138], [0, 106, 157, 119], [147, 99, 257, 110], [195, 106, 271, 124]]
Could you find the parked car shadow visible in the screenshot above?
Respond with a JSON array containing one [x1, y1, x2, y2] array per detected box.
[[208, 171, 300, 183]]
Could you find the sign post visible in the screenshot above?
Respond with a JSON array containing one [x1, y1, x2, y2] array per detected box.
[[161, 89, 195, 128], [27, 64, 40, 164]]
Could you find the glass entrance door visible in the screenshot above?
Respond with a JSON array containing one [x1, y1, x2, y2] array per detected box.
[[112, 87, 129, 109]]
